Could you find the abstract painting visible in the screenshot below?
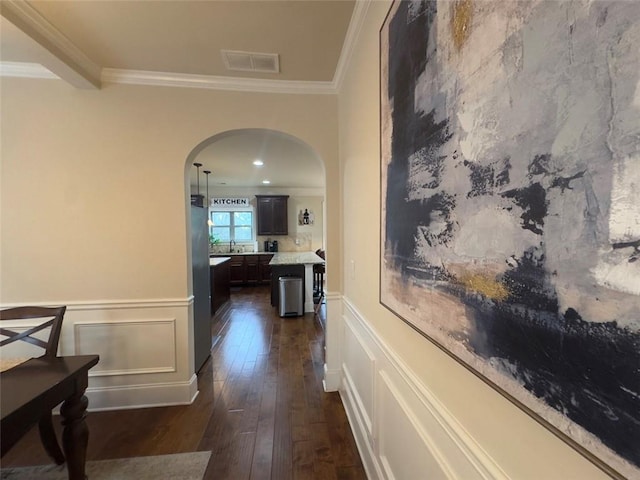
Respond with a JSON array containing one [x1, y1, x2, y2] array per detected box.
[[380, 1, 640, 477]]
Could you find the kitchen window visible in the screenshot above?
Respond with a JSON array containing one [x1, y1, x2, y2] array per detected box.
[[210, 211, 253, 242]]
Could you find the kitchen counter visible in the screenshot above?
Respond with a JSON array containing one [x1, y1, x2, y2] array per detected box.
[[210, 251, 270, 256], [269, 251, 324, 313], [269, 251, 325, 266], [209, 257, 231, 266], [211, 251, 322, 258]]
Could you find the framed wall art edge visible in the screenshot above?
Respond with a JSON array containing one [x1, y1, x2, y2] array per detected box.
[[379, 1, 640, 478]]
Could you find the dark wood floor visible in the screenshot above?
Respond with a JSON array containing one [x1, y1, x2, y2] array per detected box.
[[2, 285, 367, 479]]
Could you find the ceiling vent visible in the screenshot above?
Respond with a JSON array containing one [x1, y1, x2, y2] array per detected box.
[[221, 50, 280, 73]]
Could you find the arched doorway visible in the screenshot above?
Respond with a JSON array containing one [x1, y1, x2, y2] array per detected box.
[[183, 128, 328, 372], [185, 128, 326, 256]]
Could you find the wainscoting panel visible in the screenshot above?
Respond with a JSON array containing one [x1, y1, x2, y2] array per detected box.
[[343, 315, 376, 436], [378, 370, 451, 480], [85, 374, 199, 411], [323, 291, 344, 392], [340, 297, 508, 480], [1, 297, 196, 410], [74, 319, 176, 376]]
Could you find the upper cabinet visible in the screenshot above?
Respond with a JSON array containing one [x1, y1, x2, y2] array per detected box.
[[256, 195, 289, 235]]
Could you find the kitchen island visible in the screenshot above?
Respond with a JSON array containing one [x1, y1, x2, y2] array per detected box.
[[269, 251, 325, 313], [209, 257, 230, 313]]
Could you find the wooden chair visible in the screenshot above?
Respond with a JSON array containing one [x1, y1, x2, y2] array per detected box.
[[0, 306, 67, 464]]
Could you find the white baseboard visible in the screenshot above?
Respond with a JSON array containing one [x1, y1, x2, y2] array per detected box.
[[340, 373, 384, 480], [86, 374, 199, 411], [323, 363, 342, 392]]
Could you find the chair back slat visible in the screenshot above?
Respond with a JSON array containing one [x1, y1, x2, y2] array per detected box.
[[0, 322, 53, 348], [0, 306, 66, 358]]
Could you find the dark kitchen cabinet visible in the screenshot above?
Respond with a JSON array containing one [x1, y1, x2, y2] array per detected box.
[[210, 259, 230, 313], [229, 257, 246, 285], [259, 254, 274, 283], [212, 254, 273, 286], [256, 195, 289, 235], [245, 255, 260, 284]]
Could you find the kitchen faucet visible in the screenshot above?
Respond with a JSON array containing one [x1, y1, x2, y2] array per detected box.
[[229, 240, 236, 253]]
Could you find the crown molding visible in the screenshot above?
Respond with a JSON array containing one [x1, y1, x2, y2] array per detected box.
[[333, 0, 372, 92], [1, 62, 339, 95], [101, 68, 336, 95], [0, 61, 58, 79], [1, 0, 101, 88]]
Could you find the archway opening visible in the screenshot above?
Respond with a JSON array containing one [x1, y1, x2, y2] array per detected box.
[[183, 128, 328, 372]]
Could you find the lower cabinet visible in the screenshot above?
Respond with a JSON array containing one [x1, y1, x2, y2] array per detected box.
[[214, 254, 273, 286], [246, 255, 260, 284], [210, 260, 230, 313], [259, 255, 273, 283], [229, 257, 246, 286]]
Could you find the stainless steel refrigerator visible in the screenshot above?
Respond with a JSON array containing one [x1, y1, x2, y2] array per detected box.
[[191, 205, 211, 373]]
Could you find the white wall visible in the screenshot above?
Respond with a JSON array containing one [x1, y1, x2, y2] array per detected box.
[[0, 78, 340, 409], [287, 195, 324, 252], [335, 2, 610, 479]]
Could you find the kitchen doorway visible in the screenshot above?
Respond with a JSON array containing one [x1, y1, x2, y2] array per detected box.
[[184, 128, 328, 374]]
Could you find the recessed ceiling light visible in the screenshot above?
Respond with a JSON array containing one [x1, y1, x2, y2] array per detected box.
[[262, 180, 271, 184], [253, 159, 264, 166]]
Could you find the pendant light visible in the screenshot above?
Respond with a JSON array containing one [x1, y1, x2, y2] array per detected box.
[[193, 162, 202, 195], [204, 170, 213, 227], [203, 170, 211, 202]]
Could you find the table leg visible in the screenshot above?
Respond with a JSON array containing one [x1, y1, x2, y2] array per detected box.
[[60, 394, 89, 480], [38, 412, 65, 464]]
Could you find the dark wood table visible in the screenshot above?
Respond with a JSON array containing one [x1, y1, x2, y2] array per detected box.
[[1, 355, 99, 480]]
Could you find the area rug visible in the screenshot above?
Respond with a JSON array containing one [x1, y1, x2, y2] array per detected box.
[[0, 451, 211, 480]]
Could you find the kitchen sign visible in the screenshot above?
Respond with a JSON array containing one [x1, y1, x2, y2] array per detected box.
[[210, 197, 250, 207]]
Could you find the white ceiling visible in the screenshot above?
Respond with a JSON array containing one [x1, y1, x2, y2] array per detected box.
[[0, 0, 359, 189], [189, 129, 324, 190]]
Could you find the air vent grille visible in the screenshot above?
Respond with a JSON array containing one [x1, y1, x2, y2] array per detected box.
[[221, 50, 280, 73]]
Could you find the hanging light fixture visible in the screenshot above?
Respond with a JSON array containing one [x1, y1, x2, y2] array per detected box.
[[204, 170, 213, 227], [191, 162, 205, 207], [193, 162, 202, 195], [203, 170, 211, 200]]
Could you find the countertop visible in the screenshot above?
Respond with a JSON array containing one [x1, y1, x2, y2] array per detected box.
[[210, 252, 273, 256], [269, 251, 325, 266], [209, 257, 231, 267]]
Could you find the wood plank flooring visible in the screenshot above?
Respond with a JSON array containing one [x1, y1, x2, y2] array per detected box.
[[1, 286, 367, 480]]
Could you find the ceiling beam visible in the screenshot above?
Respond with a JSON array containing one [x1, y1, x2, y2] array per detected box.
[[1, 0, 101, 89]]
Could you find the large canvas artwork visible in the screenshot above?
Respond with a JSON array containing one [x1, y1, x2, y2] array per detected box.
[[380, 1, 640, 478]]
